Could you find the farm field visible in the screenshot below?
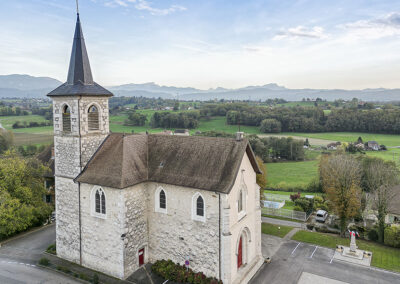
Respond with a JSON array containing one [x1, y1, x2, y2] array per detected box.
[[0, 115, 49, 129]]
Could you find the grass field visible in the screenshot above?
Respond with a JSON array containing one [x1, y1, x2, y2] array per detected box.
[[281, 132, 400, 147], [261, 223, 294, 238], [266, 160, 319, 189], [0, 115, 49, 129], [291, 230, 400, 272], [264, 190, 322, 196]]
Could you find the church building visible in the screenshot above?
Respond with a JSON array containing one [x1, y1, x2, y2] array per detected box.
[[48, 12, 263, 284]]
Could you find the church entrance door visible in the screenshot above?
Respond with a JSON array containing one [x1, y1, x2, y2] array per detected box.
[[138, 248, 145, 266], [237, 236, 243, 268]]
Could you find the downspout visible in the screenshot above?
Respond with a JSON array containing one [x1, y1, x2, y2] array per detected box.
[[78, 96, 82, 265], [218, 193, 221, 281]]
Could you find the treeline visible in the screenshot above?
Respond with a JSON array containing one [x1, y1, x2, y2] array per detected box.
[[220, 104, 400, 134], [109, 96, 199, 110], [124, 111, 147, 126], [150, 111, 200, 129], [12, 121, 52, 129], [196, 131, 305, 162], [0, 106, 29, 116], [31, 106, 53, 120]]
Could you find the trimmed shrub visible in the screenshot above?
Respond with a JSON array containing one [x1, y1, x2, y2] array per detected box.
[[384, 226, 400, 248], [79, 273, 91, 281], [46, 243, 56, 255], [368, 228, 379, 242], [56, 265, 71, 274], [290, 192, 301, 202], [93, 273, 99, 284], [293, 205, 304, 212], [39, 257, 49, 266], [151, 259, 222, 284]]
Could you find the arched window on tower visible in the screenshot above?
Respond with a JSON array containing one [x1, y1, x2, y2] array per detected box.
[[88, 105, 99, 131], [62, 105, 71, 132]]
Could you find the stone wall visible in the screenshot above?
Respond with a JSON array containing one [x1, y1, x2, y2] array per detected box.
[[55, 177, 80, 263], [80, 183, 125, 279], [147, 183, 220, 278], [122, 184, 148, 277]]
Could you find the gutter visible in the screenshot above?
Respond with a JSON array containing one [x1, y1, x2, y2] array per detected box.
[[218, 192, 221, 281], [78, 96, 82, 265]]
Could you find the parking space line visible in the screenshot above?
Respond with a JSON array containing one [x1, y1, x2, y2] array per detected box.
[[310, 246, 318, 258], [291, 243, 300, 255]]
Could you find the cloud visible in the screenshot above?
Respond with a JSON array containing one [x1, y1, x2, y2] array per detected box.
[[274, 26, 327, 40], [105, 0, 186, 15], [340, 12, 400, 39]]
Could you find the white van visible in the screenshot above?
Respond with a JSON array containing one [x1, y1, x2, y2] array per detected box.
[[316, 210, 328, 222]]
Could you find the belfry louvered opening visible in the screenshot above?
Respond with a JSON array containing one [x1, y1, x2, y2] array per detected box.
[[62, 105, 71, 132], [88, 105, 99, 131]]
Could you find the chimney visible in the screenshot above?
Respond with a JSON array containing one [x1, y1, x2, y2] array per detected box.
[[236, 132, 244, 141]]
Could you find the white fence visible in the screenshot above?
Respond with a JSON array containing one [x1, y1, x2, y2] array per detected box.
[[262, 207, 309, 222], [264, 193, 291, 202]]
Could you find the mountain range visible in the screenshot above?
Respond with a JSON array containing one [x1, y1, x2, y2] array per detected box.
[[0, 74, 399, 102]]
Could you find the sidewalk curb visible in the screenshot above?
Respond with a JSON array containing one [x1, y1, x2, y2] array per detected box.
[[37, 264, 90, 284], [0, 223, 55, 247]]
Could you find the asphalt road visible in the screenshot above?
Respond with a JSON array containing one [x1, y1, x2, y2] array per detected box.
[[250, 240, 400, 284], [0, 224, 80, 284]]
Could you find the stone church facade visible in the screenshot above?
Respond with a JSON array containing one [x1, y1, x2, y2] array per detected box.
[[48, 13, 263, 284]]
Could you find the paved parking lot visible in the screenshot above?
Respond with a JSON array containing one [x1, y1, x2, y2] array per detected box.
[[251, 240, 400, 284]]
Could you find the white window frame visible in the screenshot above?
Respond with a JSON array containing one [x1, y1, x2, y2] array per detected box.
[[192, 192, 206, 222], [155, 186, 167, 214], [90, 186, 107, 219]]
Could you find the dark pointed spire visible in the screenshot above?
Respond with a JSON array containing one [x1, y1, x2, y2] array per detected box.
[[47, 12, 112, 97], [67, 13, 93, 85]]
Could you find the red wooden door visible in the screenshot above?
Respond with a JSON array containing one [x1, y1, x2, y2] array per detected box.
[[139, 248, 145, 266], [237, 236, 243, 268]]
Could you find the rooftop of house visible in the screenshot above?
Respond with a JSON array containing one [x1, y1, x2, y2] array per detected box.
[[75, 133, 261, 193]]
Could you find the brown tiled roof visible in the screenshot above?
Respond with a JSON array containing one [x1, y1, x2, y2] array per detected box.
[[75, 133, 261, 193]]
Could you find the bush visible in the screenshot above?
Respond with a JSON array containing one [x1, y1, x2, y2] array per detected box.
[[306, 224, 314, 230], [260, 119, 282, 133], [306, 178, 323, 193], [293, 205, 304, 212], [384, 226, 400, 248], [151, 259, 222, 284], [56, 265, 71, 274], [294, 197, 314, 214], [46, 243, 56, 255], [93, 273, 99, 284], [368, 228, 379, 242], [39, 257, 49, 266], [290, 192, 301, 202], [79, 273, 91, 281]]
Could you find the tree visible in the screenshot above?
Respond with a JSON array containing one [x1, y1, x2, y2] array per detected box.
[[0, 152, 52, 239], [124, 111, 147, 126], [255, 156, 267, 200], [319, 154, 362, 236], [0, 129, 14, 154], [362, 157, 399, 243], [259, 119, 281, 133], [173, 101, 179, 111], [357, 137, 363, 144]]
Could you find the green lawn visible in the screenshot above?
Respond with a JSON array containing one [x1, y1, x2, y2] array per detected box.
[[266, 160, 319, 189], [261, 223, 294, 238], [291, 230, 400, 272], [264, 190, 321, 196]]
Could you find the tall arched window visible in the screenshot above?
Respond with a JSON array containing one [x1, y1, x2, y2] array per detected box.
[[62, 105, 71, 132], [196, 196, 204, 217], [95, 188, 106, 215], [155, 187, 167, 214], [88, 105, 99, 131], [159, 190, 166, 209], [192, 192, 206, 222]]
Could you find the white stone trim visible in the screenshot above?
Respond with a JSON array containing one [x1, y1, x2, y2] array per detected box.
[[155, 186, 167, 214], [191, 192, 206, 222], [237, 184, 248, 221], [235, 227, 251, 270], [136, 243, 148, 266], [90, 186, 107, 219]]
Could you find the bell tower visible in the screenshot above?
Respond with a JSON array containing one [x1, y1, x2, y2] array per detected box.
[[47, 12, 113, 263]]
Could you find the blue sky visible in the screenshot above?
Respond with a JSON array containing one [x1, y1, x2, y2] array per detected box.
[[2, 0, 400, 89]]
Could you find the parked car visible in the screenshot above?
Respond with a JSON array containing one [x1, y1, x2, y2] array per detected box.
[[316, 210, 328, 222]]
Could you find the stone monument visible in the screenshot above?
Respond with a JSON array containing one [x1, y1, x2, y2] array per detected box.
[[333, 230, 372, 266]]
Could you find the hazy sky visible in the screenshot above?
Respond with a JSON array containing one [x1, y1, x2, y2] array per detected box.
[[2, 0, 400, 90]]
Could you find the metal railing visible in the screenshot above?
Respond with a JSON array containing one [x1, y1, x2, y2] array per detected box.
[[262, 207, 309, 222]]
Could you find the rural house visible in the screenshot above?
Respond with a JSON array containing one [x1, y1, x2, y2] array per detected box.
[[47, 13, 263, 283], [367, 141, 379, 151]]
